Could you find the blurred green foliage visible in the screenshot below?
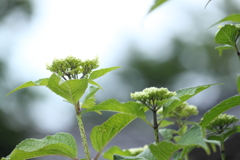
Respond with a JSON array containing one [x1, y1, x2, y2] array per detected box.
[[0, 0, 32, 22], [0, 0, 36, 158]]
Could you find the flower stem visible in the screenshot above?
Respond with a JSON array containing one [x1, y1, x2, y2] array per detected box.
[[75, 102, 91, 160], [153, 110, 159, 143], [220, 140, 225, 160]]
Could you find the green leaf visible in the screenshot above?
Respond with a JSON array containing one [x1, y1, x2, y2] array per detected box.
[[177, 125, 208, 151], [1, 132, 78, 160], [215, 24, 239, 46], [215, 45, 235, 56], [137, 147, 156, 160], [148, 0, 168, 13], [159, 128, 175, 141], [209, 14, 240, 28], [103, 146, 132, 160], [149, 141, 182, 160], [200, 95, 240, 128], [82, 86, 99, 109], [113, 155, 147, 160], [47, 74, 88, 104], [82, 99, 146, 120], [6, 78, 49, 96], [236, 75, 240, 93], [90, 113, 136, 152], [89, 67, 121, 81], [114, 146, 156, 160], [89, 80, 102, 89], [159, 120, 174, 128], [163, 83, 220, 116]]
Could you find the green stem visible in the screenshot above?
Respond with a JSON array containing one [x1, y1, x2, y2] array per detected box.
[[75, 102, 91, 160], [153, 110, 159, 143], [220, 139, 225, 160]]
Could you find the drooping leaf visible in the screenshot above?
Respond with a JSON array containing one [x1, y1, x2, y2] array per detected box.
[[148, 0, 168, 13], [177, 125, 208, 151], [1, 132, 78, 160], [82, 86, 99, 109], [82, 99, 146, 120], [215, 45, 235, 56], [200, 95, 240, 128], [204, 139, 220, 152], [6, 78, 49, 96], [89, 67, 121, 81], [163, 84, 220, 116], [113, 155, 147, 160], [149, 141, 182, 160], [209, 14, 240, 28], [90, 113, 136, 152], [215, 24, 239, 46], [114, 146, 156, 160], [88, 80, 103, 89], [46, 74, 88, 105], [103, 146, 132, 160]]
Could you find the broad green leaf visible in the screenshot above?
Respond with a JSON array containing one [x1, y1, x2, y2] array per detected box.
[[114, 146, 156, 160], [1, 132, 78, 160], [214, 24, 239, 46], [163, 84, 220, 116], [215, 45, 235, 56], [89, 67, 121, 81], [103, 146, 132, 160], [82, 99, 146, 120], [172, 152, 182, 160], [6, 78, 49, 96], [200, 95, 240, 128], [90, 113, 136, 152], [159, 128, 175, 141], [159, 120, 174, 127], [149, 141, 182, 160], [47, 74, 88, 104], [236, 75, 240, 93], [209, 14, 240, 28], [82, 86, 99, 109], [177, 125, 208, 151], [148, 0, 168, 13]]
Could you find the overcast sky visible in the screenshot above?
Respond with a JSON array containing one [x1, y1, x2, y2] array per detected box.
[[2, 0, 228, 133]]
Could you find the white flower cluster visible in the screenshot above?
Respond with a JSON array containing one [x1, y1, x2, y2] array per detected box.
[[131, 87, 176, 103]]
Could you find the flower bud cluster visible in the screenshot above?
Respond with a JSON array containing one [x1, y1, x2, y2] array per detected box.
[[46, 56, 99, 80], [158, 102, 198, 119], [131, 87, 176, 109], [206, 113, 238, 134]]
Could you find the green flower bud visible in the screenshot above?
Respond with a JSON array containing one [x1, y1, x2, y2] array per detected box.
[[157, 102, 198, 118], [46, 56, 99, 80], [206, 114, 238, 134]]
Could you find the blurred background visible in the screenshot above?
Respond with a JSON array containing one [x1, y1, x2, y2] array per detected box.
[[1, 0, 240, 159]]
